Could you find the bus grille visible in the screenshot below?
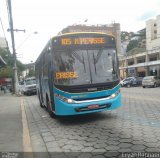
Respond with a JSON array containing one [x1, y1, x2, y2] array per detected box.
[[75, 104, 111, 112]]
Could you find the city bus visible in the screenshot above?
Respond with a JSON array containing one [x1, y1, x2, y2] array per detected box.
[[35, 32, 122, 117]]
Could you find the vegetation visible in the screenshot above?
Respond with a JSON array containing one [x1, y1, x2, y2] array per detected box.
[[26, 69, 35, 78], [126, 40, 138, 52], [0, 66, 13, 78], [121, 29, 146, 54], [127, 47, 146, 55], [0, 47, 25, 78]]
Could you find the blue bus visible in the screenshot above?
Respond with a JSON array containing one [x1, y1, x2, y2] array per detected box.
[[35, 32, 122, 117]]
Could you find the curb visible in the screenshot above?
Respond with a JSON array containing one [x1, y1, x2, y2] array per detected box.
[[21, 99, 34, 158]]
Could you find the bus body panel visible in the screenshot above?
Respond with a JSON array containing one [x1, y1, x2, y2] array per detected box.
[[53, 85, 122, 115], [54, 92, 121, 116]]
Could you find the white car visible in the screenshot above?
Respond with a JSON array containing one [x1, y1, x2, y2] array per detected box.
[[142, 76, 160, 88], [20, 77, 37, 95]]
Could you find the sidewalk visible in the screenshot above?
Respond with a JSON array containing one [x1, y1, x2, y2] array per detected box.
[[0, 92, 23, 152]]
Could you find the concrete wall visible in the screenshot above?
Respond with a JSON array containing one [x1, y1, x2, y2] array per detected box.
[[146, 15, 160, 51]]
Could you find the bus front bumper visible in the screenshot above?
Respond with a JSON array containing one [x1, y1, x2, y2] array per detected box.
[[54, 93, 122, 116]]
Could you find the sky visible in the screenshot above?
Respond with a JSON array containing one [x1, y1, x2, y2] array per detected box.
[[0, 0, 160, 64]]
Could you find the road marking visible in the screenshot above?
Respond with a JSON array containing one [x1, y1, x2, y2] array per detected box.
[[21, 99, 34, 158]]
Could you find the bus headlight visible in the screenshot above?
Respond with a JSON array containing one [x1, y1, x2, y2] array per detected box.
[[55, 94, 76, 104], [109, 89, 120, 99]]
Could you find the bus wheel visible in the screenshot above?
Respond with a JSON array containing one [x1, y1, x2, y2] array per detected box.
[[38, 92, 44, 108], [47, 99, 56, 118]]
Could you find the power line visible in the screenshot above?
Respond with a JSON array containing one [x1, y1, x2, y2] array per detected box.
[[0, 1, 10, 49], [6, 0, 11, 28], [0, 17, 7, 39]]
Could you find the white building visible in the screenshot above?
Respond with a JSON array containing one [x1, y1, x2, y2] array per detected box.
[[119, 15, 160, 78]]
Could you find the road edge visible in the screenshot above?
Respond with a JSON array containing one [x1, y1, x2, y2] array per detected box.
[[21, 98, 34, 158]]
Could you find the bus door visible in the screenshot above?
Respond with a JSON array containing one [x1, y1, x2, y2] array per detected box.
[[41, 53, 48, 105], [38, 60, 44, 103], [48, 51, 55, 111]]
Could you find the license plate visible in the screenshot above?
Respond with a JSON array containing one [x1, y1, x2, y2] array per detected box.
[[88, 104, 99, 109]]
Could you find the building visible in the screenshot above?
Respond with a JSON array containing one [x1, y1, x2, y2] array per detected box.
[[60, 23, 121, 54], [0, 37, 8, 49], [119, 15, 160, 78], [22, 62, 35, 78]]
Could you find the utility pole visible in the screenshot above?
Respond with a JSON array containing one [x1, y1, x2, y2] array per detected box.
[[7, 0, 19, 94]]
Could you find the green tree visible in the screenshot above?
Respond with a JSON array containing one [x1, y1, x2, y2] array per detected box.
[[0, 66, 13, 78], [26, 69, 35, 77], [121, 31, 129, 41], [0, 47, 25, 78], [126, 40, 138, 52]]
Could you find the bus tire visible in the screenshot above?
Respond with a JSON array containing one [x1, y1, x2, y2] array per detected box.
[[38, 91, 44, 108], [46, 97, 56, 118]]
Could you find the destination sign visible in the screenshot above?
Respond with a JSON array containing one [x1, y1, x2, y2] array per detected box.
[[61, 37, 105, 45], [55, 72, 78, 79]]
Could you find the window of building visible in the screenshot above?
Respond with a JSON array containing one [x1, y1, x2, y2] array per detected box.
[[137, 58, 145, 63], [128, 61, 134, 66], [149, 57, 157, 61]]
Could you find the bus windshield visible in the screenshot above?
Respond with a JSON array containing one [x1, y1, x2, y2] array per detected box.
[[54, 48, 118, 86]]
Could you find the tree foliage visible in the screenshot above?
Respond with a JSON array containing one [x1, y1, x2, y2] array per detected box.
[[126, 40, 138, 52], [0, 66, 13, 78], [26, 69, 35, 77], [0, 47, 25, 78], [121, 31, 134, 41]]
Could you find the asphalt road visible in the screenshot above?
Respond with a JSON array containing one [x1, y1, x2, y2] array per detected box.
[[23, 87, 160, 158]]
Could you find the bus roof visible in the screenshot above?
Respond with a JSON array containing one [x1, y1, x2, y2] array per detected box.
[[51, 32, 116, 40]]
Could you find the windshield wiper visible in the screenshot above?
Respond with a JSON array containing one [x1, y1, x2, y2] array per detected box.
[[72, 51, 84, 63], [92, 49, 103, 74], [93, 52, 97, 74], [72, 51, 86, 72], [94, 49, 103, 64]]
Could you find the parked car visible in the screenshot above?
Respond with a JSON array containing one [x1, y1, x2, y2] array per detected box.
[[20, 77, 37, 95], [7, 84, 13, 92], [142, 76, 160, 88], [132, 77, 143, 86], [121, 77, 143, 87]]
